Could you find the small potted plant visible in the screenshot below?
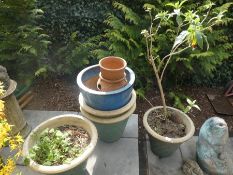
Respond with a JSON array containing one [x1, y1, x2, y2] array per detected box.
[[23, 114, 98, 175], [141, 1, 226, 157]]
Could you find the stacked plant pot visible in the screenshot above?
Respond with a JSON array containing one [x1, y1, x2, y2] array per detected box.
[[77, 56, 136, 142]]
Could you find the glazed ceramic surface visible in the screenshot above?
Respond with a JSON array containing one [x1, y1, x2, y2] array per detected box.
[[79, 89, 136, 118], [77, 64, 135, 111], [80, 103, 136, 142]]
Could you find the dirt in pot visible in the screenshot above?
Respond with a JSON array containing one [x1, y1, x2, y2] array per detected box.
[[147, 108, 186, 138], [58, 125, 90, 150], [27, 125, 90, 166]]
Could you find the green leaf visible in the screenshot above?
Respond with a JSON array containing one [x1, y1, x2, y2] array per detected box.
[[166, 2, 177, 8], [196, 31, 203, 49], [176, 15, 182, 26], [179, 0, 188, 8], [186, 98, 192, 105], [202, 34, 209, 50], [71, 32, 78, 41], [35, 67, 47, 77], [143, 4, 156, 11], [29, 47, 37, 56], [193, 104, 201, 111], [82, 59, 89, 65], [173, 30, 189, 49], [21, 44, 32, 52]]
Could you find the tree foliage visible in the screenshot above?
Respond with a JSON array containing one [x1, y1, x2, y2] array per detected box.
[[36, 0, 111, 44], [94, 2, 153, 90], [93, 0, 232, 90], [0, 0, 50, 80]]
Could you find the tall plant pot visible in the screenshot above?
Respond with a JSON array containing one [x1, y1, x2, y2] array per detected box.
[[143, 106, 195, 157], [1, 80, 31, 138], [80, 103, 136, 142], [23, 114, 98, 175]]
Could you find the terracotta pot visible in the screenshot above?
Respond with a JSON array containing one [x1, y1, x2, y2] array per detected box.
[[97, 73, 127, 92], [99, 56, 127, 80]]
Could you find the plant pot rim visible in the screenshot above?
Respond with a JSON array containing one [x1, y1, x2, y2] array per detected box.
[[23, 114, 98, 174], [143, 106, 195, 144], [79, 90, 136, 118], [77, 64, 135, 95], [80, 103, 136, 124], [99, 56, 127, 71], [0, 79, 17, 99]]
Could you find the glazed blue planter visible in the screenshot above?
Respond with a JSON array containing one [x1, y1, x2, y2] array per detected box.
[[77, 64, 135, 111]]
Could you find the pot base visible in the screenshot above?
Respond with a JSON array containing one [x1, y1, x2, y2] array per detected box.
[[55, 161, 87, 175], [148, 134, 180, 157], [93, 118, 129, 143]]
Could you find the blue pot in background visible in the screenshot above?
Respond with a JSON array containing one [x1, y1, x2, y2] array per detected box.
[[77, 64, 135, 111]]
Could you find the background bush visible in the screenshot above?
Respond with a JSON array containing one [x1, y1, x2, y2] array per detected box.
[[90, 0, 233, 90], [166, 0, 233, 87], [0, 0, 50, 82], [0, 0, 232, 89], [36, 0, 112, 44]]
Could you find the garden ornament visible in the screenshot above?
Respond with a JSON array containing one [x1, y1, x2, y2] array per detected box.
[[0, 65, 31, 137], [0, 65, 10, 90], [182, 159, 204, 175], [197, 117, 233, 175]]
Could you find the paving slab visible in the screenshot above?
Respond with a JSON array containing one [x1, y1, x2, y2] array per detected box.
[[86, 138, 138, 175], [1, 110, 138, 175], [179, 137, 197, 161], [147, 141, 183, 175], [147, 135, 233, 175]]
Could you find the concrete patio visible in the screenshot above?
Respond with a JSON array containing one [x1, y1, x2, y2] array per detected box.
[[1, 110, 233, 175]]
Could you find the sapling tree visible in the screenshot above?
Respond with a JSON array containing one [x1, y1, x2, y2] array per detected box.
[[141, 0, 226, 117]]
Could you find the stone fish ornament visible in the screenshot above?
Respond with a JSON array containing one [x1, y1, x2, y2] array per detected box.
[[197, 117, 232, 175]]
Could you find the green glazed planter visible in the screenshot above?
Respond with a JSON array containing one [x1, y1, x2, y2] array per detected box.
[[81, 103, 136, 142], [143, 106, 195, 158], [93, 118, 129, 142], [148, 134, 181, 157]]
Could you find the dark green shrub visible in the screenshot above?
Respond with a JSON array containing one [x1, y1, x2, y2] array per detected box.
[[48, 32, 100, 75], [94, 1, 232, 91], [36, 0, 111, 44], [93, 2, 154, 90], [34, 0, 232, 89], [166, 0, 233, 87], [0, 0, 50, 81]]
